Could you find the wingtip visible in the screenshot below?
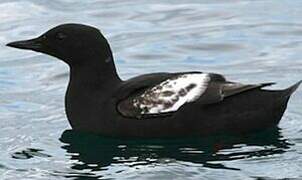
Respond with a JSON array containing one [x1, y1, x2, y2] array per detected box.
[[260, 82, 276, 88]]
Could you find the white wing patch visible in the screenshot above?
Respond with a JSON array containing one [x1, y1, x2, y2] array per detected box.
[[133, 73, 210, 114]]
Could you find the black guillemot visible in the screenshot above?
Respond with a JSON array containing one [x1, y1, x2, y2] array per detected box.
[[7, 23, 301, 138]]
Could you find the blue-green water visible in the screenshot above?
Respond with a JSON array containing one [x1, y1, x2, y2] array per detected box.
[[0, 0, 302, 179]]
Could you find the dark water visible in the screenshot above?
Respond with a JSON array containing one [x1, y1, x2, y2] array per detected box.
[[0, 0, 302, 179]]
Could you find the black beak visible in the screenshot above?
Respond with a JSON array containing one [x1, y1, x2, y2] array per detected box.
[[6, 37, 43, 51]]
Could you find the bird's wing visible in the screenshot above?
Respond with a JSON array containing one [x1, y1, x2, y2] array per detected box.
[[116, 73, 177, 100], [117, 72, 274, 119]]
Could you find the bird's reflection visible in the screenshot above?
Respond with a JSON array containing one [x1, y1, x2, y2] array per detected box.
[[59, 127, 290, 179]]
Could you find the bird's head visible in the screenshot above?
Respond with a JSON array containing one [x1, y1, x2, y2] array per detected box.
[[7, 23, 113, 66]]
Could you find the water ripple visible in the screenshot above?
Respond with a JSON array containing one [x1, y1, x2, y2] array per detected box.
[[0, 0, 301, 179]]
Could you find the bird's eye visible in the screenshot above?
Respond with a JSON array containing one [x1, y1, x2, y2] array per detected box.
[[56, 32, 67, 40]]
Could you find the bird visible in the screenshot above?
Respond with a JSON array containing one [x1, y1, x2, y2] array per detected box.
[[6, 23, 301, 138]]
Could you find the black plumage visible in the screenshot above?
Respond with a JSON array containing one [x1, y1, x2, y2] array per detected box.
[[6, 24, 301, 138]]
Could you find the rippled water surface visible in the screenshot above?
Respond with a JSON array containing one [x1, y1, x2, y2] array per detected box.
[[0, 0, 302, 179]]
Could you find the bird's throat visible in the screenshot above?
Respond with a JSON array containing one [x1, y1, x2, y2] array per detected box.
[[68, 56, 121, 88]]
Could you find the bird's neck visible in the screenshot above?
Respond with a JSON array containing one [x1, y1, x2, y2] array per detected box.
[[65, 55, 121, 132], [69, 56, 121, 89]]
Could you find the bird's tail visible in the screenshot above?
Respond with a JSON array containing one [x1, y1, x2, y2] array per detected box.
[[282, 80, 302, 98]]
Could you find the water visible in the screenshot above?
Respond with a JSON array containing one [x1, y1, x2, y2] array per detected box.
[[0, 0, 301, 179]]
